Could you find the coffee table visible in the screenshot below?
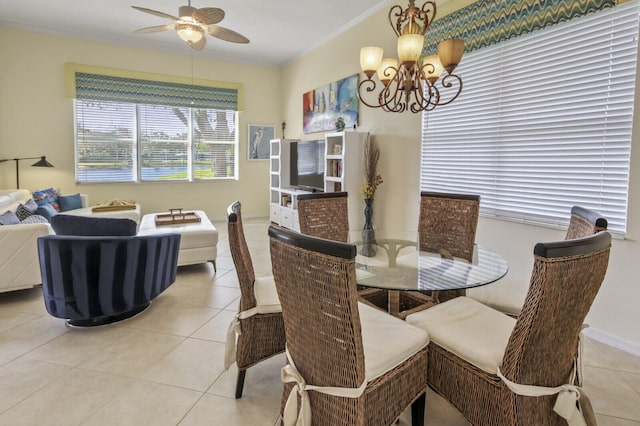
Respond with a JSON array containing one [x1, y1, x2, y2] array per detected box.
[[138, 210, 218, 271]]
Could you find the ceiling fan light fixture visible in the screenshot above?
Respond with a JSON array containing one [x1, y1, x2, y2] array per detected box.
[[176, 23, 204, 43]]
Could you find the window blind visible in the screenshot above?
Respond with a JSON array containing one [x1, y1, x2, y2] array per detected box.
[[421, 1, 639, 235]]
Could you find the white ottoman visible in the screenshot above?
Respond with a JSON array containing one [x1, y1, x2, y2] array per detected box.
[[138, 210, 218, 270]]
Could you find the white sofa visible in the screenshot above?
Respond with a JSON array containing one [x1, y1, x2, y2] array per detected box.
[[0, 189, 141, 293]]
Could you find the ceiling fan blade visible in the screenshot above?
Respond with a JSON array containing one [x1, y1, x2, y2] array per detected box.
[[193, 8, 225, 25], [189, 36, 207, 51], [134, 24, 175, 34], [206, 25, 250, 44], [131, 6, 178, 21]]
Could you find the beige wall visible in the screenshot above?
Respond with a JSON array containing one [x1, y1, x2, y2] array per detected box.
[[280, 3, 640, 353], [0, 27, 281, 220]]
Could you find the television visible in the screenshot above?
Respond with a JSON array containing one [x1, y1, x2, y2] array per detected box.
[[290, 140, 325, 192]]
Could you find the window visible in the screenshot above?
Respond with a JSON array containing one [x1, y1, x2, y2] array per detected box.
[[421, 2, 639, 235], [72, 71, 239, 183]]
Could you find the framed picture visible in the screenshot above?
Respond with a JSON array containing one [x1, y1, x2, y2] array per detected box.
[[248, 124, 275, 160]]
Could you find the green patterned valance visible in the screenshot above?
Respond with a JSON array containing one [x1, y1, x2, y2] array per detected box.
[[65, 63, 243, 110], [423, 0, 616, 55], [74, 72, 238, 111]]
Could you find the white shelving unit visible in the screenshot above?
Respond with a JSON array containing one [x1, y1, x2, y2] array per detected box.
[[269, 132, 367, 231], [323, 131, 366, 231]]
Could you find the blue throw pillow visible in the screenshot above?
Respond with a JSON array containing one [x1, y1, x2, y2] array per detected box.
[[0, 211, 20, 225], [36, 204, 58, 222], [58, 193, 83, 212], [51, 214, 137, 236]]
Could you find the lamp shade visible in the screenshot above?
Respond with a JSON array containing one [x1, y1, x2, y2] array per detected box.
[[376, 58, 399, 85], [32, 156, 54, 167], [421, 55, 444, 84], [360, 46, 384, 78], [397, 34, 424, 65], [438, 39, 465, 73]]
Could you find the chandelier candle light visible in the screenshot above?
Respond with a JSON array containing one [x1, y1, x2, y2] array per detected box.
[[358, 0, 464, 113]]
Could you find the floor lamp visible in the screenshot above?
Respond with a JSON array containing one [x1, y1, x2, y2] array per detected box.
[[0, 156, 54, 189]]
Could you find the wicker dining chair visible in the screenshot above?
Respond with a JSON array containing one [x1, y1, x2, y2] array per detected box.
[[467, 205, 608, 317], [224, 201, 285, 398], [297, 191, 349, 242], [268, 225, 429, 426], [565, 205, 608, 240], [418, 191, 480, 262], [406, 231, 612, 426], [417, 191, 480, 303]]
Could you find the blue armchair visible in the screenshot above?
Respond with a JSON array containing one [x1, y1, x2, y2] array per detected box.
[[37, 230, 181, 326]]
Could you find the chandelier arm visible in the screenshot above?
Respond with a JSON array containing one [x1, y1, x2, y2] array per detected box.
[[411, 78, 430, 113], [358, 79, 387, 109], [433, 74, 463, 107], [419, 82, 440, 112], [388, 4, 405, 37], [382, 72, 409, 113], [417, 1, 437, 35]]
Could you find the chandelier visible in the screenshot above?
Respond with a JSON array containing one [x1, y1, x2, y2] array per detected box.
[[357, 0, 464, 113]]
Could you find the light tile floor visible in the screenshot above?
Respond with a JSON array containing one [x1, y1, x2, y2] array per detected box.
[[0, 218, 639, 425]]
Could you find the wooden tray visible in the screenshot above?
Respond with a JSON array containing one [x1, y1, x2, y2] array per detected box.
[[155, 210, 201, 226], [91, 204, 137, 212]]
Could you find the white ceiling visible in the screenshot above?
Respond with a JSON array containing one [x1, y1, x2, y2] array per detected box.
[[0, 0, 394, 67]]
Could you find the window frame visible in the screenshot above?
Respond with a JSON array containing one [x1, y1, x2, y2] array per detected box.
[[73, 99, 239, 184]]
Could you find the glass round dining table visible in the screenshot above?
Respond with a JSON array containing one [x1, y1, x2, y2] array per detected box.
[[350, 230, 509, 318]]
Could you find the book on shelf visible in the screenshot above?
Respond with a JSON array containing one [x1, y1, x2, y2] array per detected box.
[[329, 159, 342, 177], [334, 182, 342, 192]]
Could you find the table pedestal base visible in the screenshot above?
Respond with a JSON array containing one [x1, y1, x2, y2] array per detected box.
[[358, 288, 437, 319]]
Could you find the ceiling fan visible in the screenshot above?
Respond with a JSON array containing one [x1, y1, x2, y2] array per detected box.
[[131, 1, 249, 51]]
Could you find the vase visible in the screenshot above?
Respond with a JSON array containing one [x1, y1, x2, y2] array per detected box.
[[360, 198, 376, 257]]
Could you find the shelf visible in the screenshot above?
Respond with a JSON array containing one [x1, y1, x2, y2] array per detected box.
[[326, 154, 342, 160], [325, 176, 342, 182]]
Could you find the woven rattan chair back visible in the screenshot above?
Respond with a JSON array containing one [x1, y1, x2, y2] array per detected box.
[[268, 224, 428, 426], [228, 201, 257, 311], [269, 225, 365, 390], [297, 191, 349, 242], [419, 191, 480, 262], [503, 232, 611, 424], [565, 205, 608, 240], [226, 201, 285, 399]]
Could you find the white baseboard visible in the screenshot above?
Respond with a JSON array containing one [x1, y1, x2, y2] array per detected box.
[[583, 327, 640, 356]]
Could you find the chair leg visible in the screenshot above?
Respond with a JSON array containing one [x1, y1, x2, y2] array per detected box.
[[411, 392, 426, 426], [235, 369, 247, 399]]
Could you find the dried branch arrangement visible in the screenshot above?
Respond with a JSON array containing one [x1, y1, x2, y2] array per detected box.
[[361, 132, 383, 199]]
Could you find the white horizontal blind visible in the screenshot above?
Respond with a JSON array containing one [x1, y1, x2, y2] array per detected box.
[[76, 100, 136, 182], [421, 2, 639, 234], [192, 109, 237, 179], [139, 104, 189, 181]]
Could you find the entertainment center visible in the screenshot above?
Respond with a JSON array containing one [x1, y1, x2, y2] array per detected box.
[[269, 131, 367, 231]]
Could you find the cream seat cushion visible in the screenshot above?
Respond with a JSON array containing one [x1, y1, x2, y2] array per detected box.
[[358, 302, 429, 381], [406, 296, 515, 374], [466, 277, 529, 317], [254, 275, 281, 314]]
